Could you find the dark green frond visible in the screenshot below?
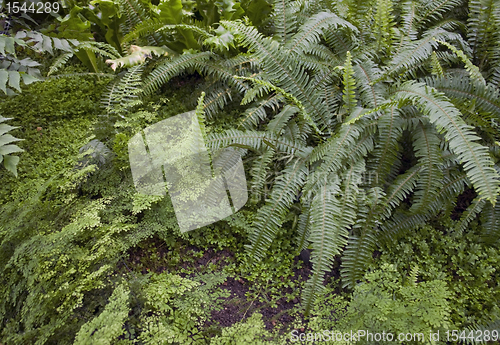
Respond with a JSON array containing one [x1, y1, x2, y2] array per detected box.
[[267, 105, 298, 134], [341, 187, 384, 289], [391, 81, 500, 204], [480, 195, 500, 244], [223, 20, 331, 130], [141, 52, 213, 96], [353, 58, 386, 108], [286, 11, 357, 55], [423, 75, 500, 121], [370, 106, 403, 184], [453, 196, 486, 236], [246, 159, 308, 261], [414, 0, 465, 29], [206, 129, 307, 155], [249, 148, 275, 203], [410, 122, 444, 212], [272, 0, 300, 44], [238, 95, 281, 130]]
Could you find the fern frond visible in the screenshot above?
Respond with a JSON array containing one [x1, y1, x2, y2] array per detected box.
[[415, 0, 465, 29], [206, 129, 307, 155], [77, 41, 121, 60], [378, 210, 431, 246], [435, 39, 486, 84], [353, 58, 385, 108], [246, 159, 308, 261], [467, 0, 500, 70], [480, 195, 500, 244], [373, 0, 395, 53], [238, 95, 281, 130], [101, 64, 144, 116], [342, 51, 357, 114], [377, 30, 458, 82], [370, 106, 403, 184], [453, 196, 486, 236], [305, 121, 365, 197], [430, 51, 445, 77], [202, 86, 232, 119], [296, 203, 311, 251], [391, 81, 500, 204], [302, 182, 342, 316], [341, 187, 384, 289], [249, 147, 275, 203], [142, 51, 213, 95], [235, 76, 323, 134], [122, 18, 167, 44], [286, 11, 357, 55], [410, 122, 444, 212], [383, 166, 420, 218], [272, 0, 299, 44], [223, 20, 331, 130], [267, 105, 299, 134], [118, 0, 149, 30], [47, 52, 74, 76], [423, 75, 500, 120]]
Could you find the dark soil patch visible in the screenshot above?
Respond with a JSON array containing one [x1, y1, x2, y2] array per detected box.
[[119, 237, 345, 335], [451, 187, 477, 220]]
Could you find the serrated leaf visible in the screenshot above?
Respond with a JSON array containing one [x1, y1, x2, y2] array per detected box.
[[42, 35, 53, 55], [0, 133, 22, 145], [18, 58, 41, 67], [0, 37, 6, 56], [7, 71, 21, 92], [0, 70, 8, 94], [4, 37, 16, 56], [21, 72, 40, 85], [2, 154, 20, 177], [0, 144, 24, 155], [0, 124, 16, 136]]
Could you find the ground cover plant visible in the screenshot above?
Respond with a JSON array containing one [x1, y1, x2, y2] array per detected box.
[[1, 0, 500, 343]]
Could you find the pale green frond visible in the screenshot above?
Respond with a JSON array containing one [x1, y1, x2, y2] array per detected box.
[[435, 39, 486, 84], [430, 51, 445, 77], [342, 51, 357, 114], [74, 284, 130, 345]]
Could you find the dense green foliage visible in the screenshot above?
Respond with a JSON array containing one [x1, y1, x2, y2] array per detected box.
[[1, 0, 500, 343]]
